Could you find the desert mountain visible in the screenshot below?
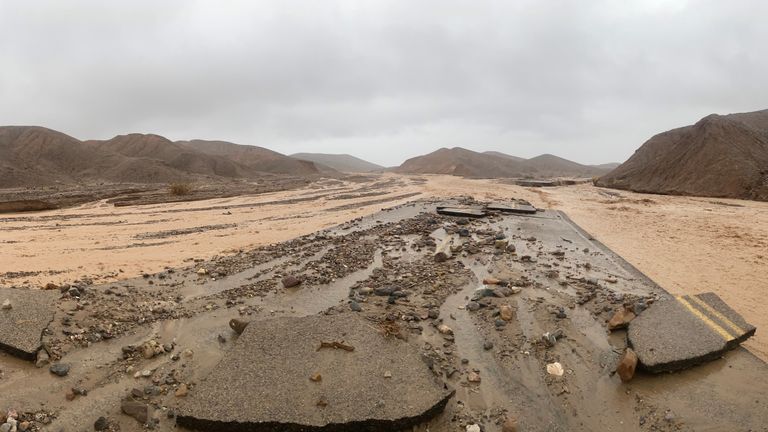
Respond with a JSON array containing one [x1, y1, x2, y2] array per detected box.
[[596, 109, 768, 201], [396, 147, 611, 178], [0, 126, 322, 188], [291, 153, 383, 173], [177, 140, 319, 176], [396, 147, 535, 178], [0, 126, 196, 187]]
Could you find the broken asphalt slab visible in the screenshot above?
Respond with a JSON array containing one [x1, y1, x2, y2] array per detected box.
[[177, 313, 454, 431], [486, 202, 538, 215], [436, 206, 486, 218], [0, 287, 57, 360], [628, 292, 756, 373]]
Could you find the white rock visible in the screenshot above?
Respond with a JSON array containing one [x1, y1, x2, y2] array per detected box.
[[466, 425, 481, 432], [1, 299, 11, 310], [546, 361, 564, 377]]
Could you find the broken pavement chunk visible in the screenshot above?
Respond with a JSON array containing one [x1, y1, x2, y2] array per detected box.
[[436, 206, 486, 218], [628, 293, 756, 373], [486, 202, 538, 215], [177, 314, 454, 432], [0, 287, 57, 361]]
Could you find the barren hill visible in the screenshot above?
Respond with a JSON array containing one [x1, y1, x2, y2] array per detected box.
[[482, 151, 526, 162], [525, 154, 609, 177], [395, 147, 536, 178], [0, 126, 194, 187], [596, 110, 768, 201], [291, 153, 382, 173], [178, 140, 320, 176]]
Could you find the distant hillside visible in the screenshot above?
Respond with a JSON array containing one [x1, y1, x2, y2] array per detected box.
[[592, 162, 621, 170], [396, 147, 610, 179], [596, 109, 768, 201], [178, 140, 319, 176], [482, 151, 526, 162], [0, 126, 194, 187], [0, 126, 323, 188], [395, 147, 535, 178], [291, 153, 382, 173]]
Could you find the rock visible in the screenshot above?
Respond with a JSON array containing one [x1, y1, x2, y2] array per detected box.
[[494, 319, 507, 328], [175, 383, 189, 397], [19, 421, 30, 432], [471, 287, 496, 301], [427, 309, 439, 319], [310, 373, 322, 382], [383, 371, 392, 378], [466, 301, 480, 312], [229, 318, 250, 335], [35, 349, 50, 368], [467, 425, 481, 432], [197, 268, 208, 276], [121, 399, 149, 424], [94, 416, 108, 431], [1, 299, 11, 310], [483, 341, 494, 350], [467, 371, 481, 383], [434, 236, 454, 262], [437, 324, 453, 335], [45, 282, 59, 290], [374, 286, 396, 296], [359, 287, 374, 295], [50, 363, 70, 377], [349, 301, 362, 312], [542, 329, 564, 347], [281, 275, 302, 288], [499, 305, 514, 321], [0, 424, 11, 432], [546, 362, 564, 376], [483, 277, 501, 285], [67, 287, 81, 297], [495, 239, 509, 250], [506, 244, 517, 253], [616, 348, 638, 382], [502, 416, 518, 432], [608, 307, 637, 330]]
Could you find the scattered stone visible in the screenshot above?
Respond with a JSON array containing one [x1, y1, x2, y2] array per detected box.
[[437, 324, 453, 335], [466, 425, 481, 432], [542, 329, 564, 347], [383, 371, 392, 379], [310, 373, 322, 382], [35, 349, 50, 368], [281, 275, 302, 288], [483, 341, 494, 350], [1, 299, 11, 310], [546, 362, 564, 377], [50, 363, 70, 377], [466, 301, 480, 312], [374, 286, 396, 296], [608, 307, 637, 330], [229, 319, 250, 335], [94, 416, 108, 431], [349, 301, 362, 312], [197, 268, 208, 276], [499, 305, 514, 321], [495, 239, 509, 250], [467, 371, 481, 383], [616, 348, 638, 382], [121, 399, 149, 424]]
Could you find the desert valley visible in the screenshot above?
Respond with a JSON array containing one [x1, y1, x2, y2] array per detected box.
[[2, 2, 768, 431]]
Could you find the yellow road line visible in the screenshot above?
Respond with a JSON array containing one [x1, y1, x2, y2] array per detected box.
[[686, 295, 745, 337], [675, 296, 734, 342]]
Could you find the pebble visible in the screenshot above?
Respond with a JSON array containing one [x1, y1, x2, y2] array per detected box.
[[1, 299, 11, 310], [94, 416, 108, 431], [483, 341, 494, 350], [281, 275, 302, 288], [502, 416, 518, 432], [50, 363, 71, 377], [467, 371, 482, 383], [466, 424, 481, 432], [616, 348, 638, 382], [349, 301, 362, 312], [546, 362, 564, 376], [466, 301, 480, 312], [175, 383, 189, 397], [437, 324, 453, 335], [499, 305, 514, 321]]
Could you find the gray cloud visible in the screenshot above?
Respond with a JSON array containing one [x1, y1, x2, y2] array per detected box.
[[2, 0, 766, 166]]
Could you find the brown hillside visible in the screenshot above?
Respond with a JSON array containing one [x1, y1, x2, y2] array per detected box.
[[525, 154, 610, 177], [395, 147, 537, 178], [596, 110, 768, 201], [177, 140, 320, 176], [87, 134, 251, 178], [0, 126, 194, 187]]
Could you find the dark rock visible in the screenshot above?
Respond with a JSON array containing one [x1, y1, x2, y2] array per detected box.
[[121, 399, 149, 424], [94, 416, 108, 431], [229, 319, 250, 335], [374, 286, 396, 296], [466, 301, 480, 312], [281, 275, 302, 288], [349, 301, 362, 312], [50, 363, 70, 377], [483, 341, 494, 350]]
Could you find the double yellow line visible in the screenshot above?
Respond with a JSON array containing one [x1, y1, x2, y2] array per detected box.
[[675, 295, 746, 342]]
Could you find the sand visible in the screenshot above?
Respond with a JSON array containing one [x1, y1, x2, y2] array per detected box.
[[1, 173, 766, 360]]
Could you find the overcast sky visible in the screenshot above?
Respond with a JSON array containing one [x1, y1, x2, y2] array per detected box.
[[1, 1, 766, 166]]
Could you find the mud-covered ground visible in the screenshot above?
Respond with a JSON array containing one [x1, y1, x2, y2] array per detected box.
[[1, 198, 766, 432]]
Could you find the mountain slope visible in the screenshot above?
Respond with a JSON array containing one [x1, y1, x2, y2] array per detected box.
[[525, 154, 610, 177], [395, 147, 536, 178], [0, 126, 195, 187], [291, 153, 382, 173], [482, 151, 526, 162], [596, 110, 768, 201], [178, 140, 320, 176]]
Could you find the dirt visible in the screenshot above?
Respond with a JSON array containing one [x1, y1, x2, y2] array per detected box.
[[1, 195, 766, 431], [597, 109, 768, 201]]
